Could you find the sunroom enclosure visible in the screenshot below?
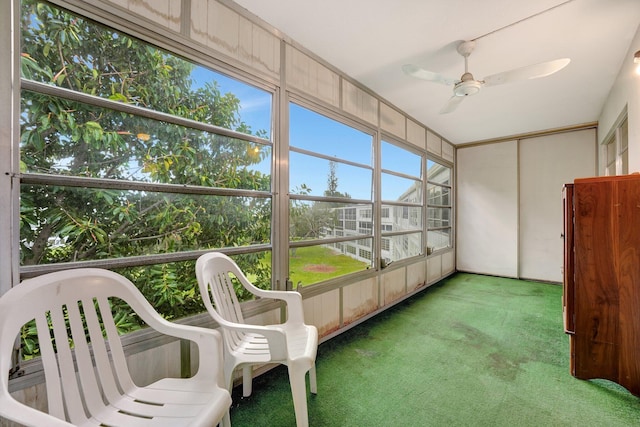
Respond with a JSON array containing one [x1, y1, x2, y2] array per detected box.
[[1, 0, 455, 409]]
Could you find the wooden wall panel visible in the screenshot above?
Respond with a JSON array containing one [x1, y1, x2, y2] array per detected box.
[[286, 45, 340, 107], [380, 103, 405, 139], [427, 130, 442, 156], [342, 79, 378, 126], [406, 119, 426, 150], [442, 140, 454, 162], [106, 0, 129, 9], [190, 0, 209, 45], [238, 12, 253, 65], [382, 267, 406, 305], [247, 22, 280, 76], [442, 250, 455, 275], [427, 255, 442, 283], [130, 0, 182, 32], [342, 278, 378, 326], [190, 0, 280, 77], [304, 289, 340, 336], [103, 0, 181, 33], [407, 259, 426, 292], [207, 2, 239, 55]]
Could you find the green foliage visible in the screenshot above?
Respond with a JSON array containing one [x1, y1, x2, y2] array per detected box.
[[19, 298, 143, 360], [19, 0, 273, 356], [290, 161, 349, 241], [289, 185, 321, 240]]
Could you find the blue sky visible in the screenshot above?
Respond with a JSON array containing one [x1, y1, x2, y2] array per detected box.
[[190, 66, 272, 139], [191, 65, 428, 200]]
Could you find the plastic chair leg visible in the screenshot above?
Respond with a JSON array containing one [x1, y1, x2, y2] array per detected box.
[[288, 364, 310, 427], [224, 368, 235, 394], [242, 365, 253, 397], [309, 363, 317, 395], [220, 411, 231, 427]]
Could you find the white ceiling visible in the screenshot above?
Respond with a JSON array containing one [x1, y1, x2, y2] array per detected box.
[[232, 0, 640, 145]]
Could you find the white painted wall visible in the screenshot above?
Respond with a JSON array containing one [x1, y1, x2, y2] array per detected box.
[[599, 23, 640, 174], [519, 130, 596, 282], [456, 141, 519, 277]]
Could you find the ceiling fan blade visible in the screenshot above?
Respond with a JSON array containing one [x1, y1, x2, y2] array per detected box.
[[439, 96, 465, 114], [483, 58, 570, 87], [402, 64, 456, 86]]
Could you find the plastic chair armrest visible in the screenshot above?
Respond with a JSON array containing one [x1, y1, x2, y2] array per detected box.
[[249, 289, 306, 325], [151, 321, 225, 385], [125, 302, 226, 386]]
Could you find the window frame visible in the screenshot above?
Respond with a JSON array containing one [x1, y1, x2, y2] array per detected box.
[[287, 98, 378, 286], [426, 157, 453, 255], [17, 2, 278, 309], [603, 110, 628, 177], [380, 136, 425, 264]]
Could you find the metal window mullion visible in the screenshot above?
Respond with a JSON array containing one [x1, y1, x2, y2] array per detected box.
[[20, 172, 272, 199], [381, 229, 422, 238], [19, 244, 272, 279], [289, 234, 372, 249], [381, 168, 422, 182], [273, 40, 288, 292], [427, 181, 452, 190], [289, 193, 372, 205], [422, 154, 428, 255], [380, 200, 422, 208], [289, 146, 373, 171], [21, 79, 272, 146], [1, 0, 19, 298]]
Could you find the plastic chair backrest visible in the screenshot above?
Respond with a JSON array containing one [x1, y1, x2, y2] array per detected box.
[[197, 253, 255, 325], [1, 269, 162, 424]]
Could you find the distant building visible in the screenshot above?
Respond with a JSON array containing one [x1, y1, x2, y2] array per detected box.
[[322, 161, 451, 265]]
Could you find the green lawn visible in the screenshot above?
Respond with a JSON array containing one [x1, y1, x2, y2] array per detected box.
[[257, 245, 369, 288], [287, 245, 369, 287]]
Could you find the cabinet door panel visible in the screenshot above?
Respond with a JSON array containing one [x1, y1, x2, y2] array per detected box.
[[574, 179, 619, 381], [569, 175, 640, 396]]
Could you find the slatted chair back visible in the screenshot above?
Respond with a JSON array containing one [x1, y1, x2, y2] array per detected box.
[[0, 268, 231, 427]]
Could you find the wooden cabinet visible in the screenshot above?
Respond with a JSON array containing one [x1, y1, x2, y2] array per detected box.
[[563, 174, 640, 396]]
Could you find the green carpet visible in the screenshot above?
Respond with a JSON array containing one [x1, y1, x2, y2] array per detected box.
[[229, 273, 640, 426]]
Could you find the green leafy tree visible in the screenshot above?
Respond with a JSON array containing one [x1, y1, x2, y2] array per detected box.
[[19, 0, 272, 347]]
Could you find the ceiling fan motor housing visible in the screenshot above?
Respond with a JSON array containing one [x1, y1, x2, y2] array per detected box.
[[454, 73, 482, 96]]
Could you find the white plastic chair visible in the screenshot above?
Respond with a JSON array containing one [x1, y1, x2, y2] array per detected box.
[[196, 252, 318, 427], [0, 268, 232, 427]]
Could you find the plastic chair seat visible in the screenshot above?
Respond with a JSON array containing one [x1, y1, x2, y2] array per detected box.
[[0, 268, 232, 427]]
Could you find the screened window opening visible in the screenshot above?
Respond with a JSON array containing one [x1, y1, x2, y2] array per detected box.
[[605, 116, 628, 176], [427, 159, 452, 253], [289, 103, 374, 286], [381, 140, 423, 263], [19, 0, 274, 337]]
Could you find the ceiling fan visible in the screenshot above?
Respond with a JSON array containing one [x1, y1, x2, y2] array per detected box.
[[402, 40, 570, 114]]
